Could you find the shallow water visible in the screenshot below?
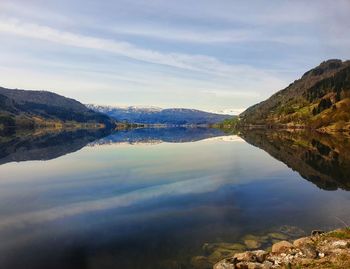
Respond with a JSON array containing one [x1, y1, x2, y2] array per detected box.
[[0, 127, 349, 269]]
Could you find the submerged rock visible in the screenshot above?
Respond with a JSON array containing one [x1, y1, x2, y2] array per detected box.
[[244, 239, 261, 249], [267, 232, 288, 240], [208, 250, 231, 263], [191, 256, 212, 269], [203, 242, 246, 254], [278, 225, 305, 237]]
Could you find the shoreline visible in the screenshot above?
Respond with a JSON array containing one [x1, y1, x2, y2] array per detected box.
[[214, 228, 350, 269], [215, 124, 350, 139]]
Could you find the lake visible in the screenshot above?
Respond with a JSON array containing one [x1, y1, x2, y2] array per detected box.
[[0, 127, 349, 269]]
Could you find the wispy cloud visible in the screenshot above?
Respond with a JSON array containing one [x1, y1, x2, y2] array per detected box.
[[107, 24, 311, 45], [0, 0, 349, 110], [0, 18, 284, 82], [110, 25, 254, 44]]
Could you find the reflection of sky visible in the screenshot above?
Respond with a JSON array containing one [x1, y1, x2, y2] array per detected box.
[[0, 137, 350, 268], [0, 139, 282, 216]]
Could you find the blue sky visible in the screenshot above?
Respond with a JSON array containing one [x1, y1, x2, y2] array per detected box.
[[0, 0, 349, 113]]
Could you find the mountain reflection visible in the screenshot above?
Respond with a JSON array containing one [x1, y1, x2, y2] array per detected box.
[[2, 127, 350, 192], [0, 128, 111, 165], [0, 127, 227, 165], [91, 127, 228, 145], [239, 129, 350, 191]]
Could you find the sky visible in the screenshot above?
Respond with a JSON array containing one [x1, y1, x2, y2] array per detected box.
[[0, 0, 349, 113]]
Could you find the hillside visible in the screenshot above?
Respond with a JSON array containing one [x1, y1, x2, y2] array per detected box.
[[239, 129, 350, 191], [87, 105, 231, 125], [239, 59, 350, 132], [0, 87, 115, 129]]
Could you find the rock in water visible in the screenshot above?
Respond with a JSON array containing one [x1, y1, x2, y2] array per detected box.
[[213, 260, 234, 269], [244, 239, 261, 249]]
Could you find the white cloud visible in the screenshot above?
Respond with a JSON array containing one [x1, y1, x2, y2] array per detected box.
[[107, 24, 311, 45], [0, 18, 284, 82], [3, 0, 348, 110], [110, 25, 255, 44]]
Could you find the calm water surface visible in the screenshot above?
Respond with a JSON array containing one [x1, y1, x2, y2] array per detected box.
[[0, 127, 349, 269]]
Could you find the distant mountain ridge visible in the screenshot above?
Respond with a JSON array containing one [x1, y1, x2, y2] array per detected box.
[[0, 87, 115, 128], [87, 104, 232, 125], [239, 59, 350, 132]]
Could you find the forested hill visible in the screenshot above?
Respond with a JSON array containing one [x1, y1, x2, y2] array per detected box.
[[0, 87, 115, 129], [239, 59, 350, 132]]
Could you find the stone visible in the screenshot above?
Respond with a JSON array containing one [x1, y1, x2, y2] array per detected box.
[[203, 242, 246, 255], [311, 230, 325, 236], [213, 260, 234, 269], [251, 250, 268, 263], [244, 239, 261, 249], [243, 234, 261, 240], [191, 256, 212, 269], [267, 232, 288, 240], [234, 251, 255, 262], [274, 259, 281, 266], [300, 243, 318, 258], [236, 262, 249, 269], [332, 240, 348, 249], [220, 243, 246, 251], [285, 254, 295, 263], [278, 225, 305, 237], [293, 237, 313, 248], [208, 250, 228, 263], [246, 262, 263, 269], [262, 260, 273, 269], [260, 236, 270, 242], [271, 241, 293, 253]]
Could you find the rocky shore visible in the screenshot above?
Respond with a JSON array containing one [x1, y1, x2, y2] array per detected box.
[[214, 228, 350, 269]]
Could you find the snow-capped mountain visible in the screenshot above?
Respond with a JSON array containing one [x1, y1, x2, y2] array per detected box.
[[86, 104, 232, 125]]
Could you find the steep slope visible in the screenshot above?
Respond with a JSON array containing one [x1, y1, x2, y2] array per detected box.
[[0, 87, 115, 129], [87, 105, 231, 125], [240, 59, 350, 132]]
